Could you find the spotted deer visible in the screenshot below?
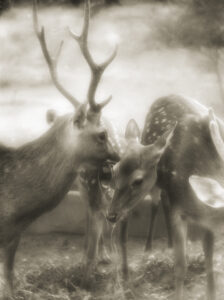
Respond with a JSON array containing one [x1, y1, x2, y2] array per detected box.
[[0, 1, 119, 299], [33, 0, 122, 285], [107, 94, 224, 300]]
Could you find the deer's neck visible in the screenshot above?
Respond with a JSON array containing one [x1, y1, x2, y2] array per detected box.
[[19, 120, 79, 192], [2, 120, 81, 224]]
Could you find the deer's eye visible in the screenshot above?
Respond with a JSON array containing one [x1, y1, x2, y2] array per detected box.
[[131, 177, 143, 188], [98, 131, 107, 143]]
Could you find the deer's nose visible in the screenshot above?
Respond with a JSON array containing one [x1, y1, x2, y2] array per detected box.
[[107, 212, 118, 223], [107, 147, 120, 163]]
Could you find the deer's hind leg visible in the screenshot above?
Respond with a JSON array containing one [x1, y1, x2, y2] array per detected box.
[[202, 229, 215, 300], [0, 235, 21, 300]]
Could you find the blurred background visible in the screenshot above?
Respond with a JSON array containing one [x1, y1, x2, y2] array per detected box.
[[1, 0, 224, 146]]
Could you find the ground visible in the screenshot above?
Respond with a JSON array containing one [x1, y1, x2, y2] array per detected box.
[[12, 232, 224, 300]]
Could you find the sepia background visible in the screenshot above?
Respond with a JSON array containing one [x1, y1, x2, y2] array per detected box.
[[1, 0, 224, 299]]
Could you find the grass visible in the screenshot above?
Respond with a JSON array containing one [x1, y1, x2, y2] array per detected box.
[[10, 232, 224, 300]]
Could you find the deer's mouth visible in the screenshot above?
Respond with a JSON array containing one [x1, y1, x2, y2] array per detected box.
[[107, 212, 118, 223], [107, 207, 129, 224]]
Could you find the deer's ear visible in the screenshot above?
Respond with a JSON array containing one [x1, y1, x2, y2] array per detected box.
[[73, 104, 87, 128], [46, 109, 57, 124], [144, 123, 176, 164], [125, 119, 141, 141], [189, 175, 224, 208], [154, 123, 176, 152]]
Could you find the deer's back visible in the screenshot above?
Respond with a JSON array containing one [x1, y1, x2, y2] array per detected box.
[[142, 95, 204, 145], [142, 95, 224, 223]]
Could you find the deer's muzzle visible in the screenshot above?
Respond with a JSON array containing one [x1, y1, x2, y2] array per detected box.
[[106, 212, 118, 223]]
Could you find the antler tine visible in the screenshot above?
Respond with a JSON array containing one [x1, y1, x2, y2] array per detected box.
[[33, 0, 80, 108], [69, 0, 117, 111]]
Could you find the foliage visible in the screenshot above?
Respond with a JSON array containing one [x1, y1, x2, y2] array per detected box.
[[152, 0, 224, 50], [189, 0, 224, 48], [9, 0, 120, 4]]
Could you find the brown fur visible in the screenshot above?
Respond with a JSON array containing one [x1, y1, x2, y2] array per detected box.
[[0, 109, 118, 299]]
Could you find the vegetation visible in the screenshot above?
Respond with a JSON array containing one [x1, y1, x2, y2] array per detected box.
[[13, 234, 212, 300]]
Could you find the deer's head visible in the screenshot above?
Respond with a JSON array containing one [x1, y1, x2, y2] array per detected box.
[[107, 119, 175, 223], [34, 0, 119, 167]]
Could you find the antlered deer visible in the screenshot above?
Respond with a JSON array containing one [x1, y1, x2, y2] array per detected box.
[[107, 94, 224, 300], [33, 0, 121, 286], [0, 0, 119, 298]]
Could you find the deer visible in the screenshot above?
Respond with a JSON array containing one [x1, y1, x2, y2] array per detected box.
[[107, 94, 224, 300], [33, 0, 122, 286], [0, 0, 120, 298]]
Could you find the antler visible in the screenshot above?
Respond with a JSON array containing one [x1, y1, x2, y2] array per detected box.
[[33, 0, 80, 108], [69, 0, 117, 112]]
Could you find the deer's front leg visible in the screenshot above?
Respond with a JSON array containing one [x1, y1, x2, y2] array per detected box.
[[98, 233, 111, 264], [172, 210, 187, 300], [145, 186, 161, 252], [1, 236, 21, 300], [161, 190, 173, 248], [83, 209, 103, 286], [202, 229, 215, 300], [145, 202, 159, 252], [119, 218, 129, 280]]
